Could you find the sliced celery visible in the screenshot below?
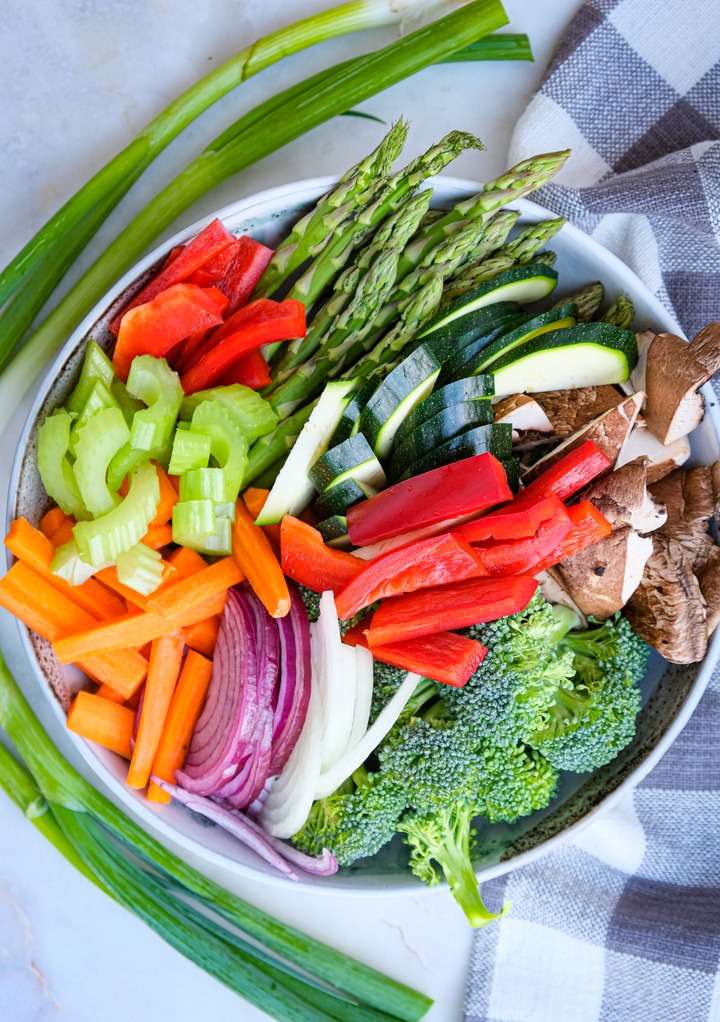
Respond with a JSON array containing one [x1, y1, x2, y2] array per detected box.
[[189, 400, 249, 502], [111, 376, 143, 426], [51, 540, 104, 585], [179, 467, 235, 503], [73, 460, 160, 566], [189, 517, 233, 556], [72, 405, 130, 516], [36, 410, 89, 521], [172, 498, 216, 540], [179, 384, 277, 441], [65, 340, 115, 416], [106, 437, 172, 493], [68, 379, 121, 454], [126, 356, 184, 452], [168, 428, 212, 475], [116, 542, 164, 596]]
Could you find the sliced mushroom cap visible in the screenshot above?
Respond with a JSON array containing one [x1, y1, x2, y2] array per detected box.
[[650, 465, 718, 574], [553, 526, 653, 619], [643, 323, 720, 445], [493, 394, 554, 448], [624, 534, 708, 664], [697, 547, 720, 637], [625, 329, 656, 395], [533, 385, 625, 437], [534, 568, 588, 627], [522, 392, 643, 485], [616, 420, 691, 484], [578, 460, 667, 534]]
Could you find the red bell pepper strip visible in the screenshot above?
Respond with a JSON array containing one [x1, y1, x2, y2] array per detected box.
[[526, 499, 613, 574], [365, 575, 538, 647], [109, 218, 236, 334], [346, 453, 513, 547], [452, 494, 564, 544], [201, 286, 230, 315], [520, 440, 611, 503], [112, 283, 224, 382], [162, 245, 185, 269], [180, 298, 306, 395], [218, 348, 272, 389], [343, 619, 487, 688], [217, 235, 274, 316], [334, 532, 487, 621], [185, 239, 241, 287], [471, 507, 574, 577], [280, 515, 361, 596]]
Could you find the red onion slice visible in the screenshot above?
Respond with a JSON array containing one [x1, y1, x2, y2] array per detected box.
[[268, 581, 312, 775]]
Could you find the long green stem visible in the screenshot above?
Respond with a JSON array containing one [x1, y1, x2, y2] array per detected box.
[[0, 0, 508, 439], [0, 652, 431, 1022]]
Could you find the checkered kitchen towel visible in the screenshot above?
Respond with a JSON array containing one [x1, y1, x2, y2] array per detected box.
[[464, 2, 720, 1020]]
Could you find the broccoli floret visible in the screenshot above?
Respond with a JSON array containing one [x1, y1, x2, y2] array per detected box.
[[297, 584, 322, 623], [379, 718, 473, 808], [369, 664, 439, 725], [444, 592, 576, 746], [474, 739, 560, 824], [291, 767, 406, 866], [527, 613, 649, 773]]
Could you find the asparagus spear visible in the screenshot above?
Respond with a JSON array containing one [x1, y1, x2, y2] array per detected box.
[[286, 130, 484, 309], [601, 293, 635, 329], [254, 119, 409, 298], [553, 280, 605, 322], [397, 150, 571, 275]]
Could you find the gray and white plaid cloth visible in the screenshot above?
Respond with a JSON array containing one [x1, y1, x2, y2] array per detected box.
[[464, 2, 720, 1020]]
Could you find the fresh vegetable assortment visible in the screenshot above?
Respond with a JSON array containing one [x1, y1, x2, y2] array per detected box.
[[3, 118, 720, 947]]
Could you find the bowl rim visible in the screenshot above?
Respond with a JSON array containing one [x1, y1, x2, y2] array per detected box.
[[8, 173, 720, 894]]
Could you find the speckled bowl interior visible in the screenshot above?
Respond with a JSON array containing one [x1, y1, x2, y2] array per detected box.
[[8, 176, 720, 892]]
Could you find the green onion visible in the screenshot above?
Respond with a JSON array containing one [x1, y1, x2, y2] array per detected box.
[[0, 0, 462, 367], [0, 0, 509, 439], [441, 33, 533, 62], [0, 652, 432, 1022]]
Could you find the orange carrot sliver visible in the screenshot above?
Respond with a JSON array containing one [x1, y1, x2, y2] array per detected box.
[[5, 517, 126, 620], [49, 517, 76, 547], [149, 463, 179, 526], [232, 498, 290, 618], [243, 487, 281, 554], [52, 591, 228, 662], [166, 545, 208, 578], [67, 690, 136, 759], [182, 615, 220, 658], [142, 523, 174, 550], [146, 555, 243, 619], [127, 633, 185, 790], [95, 559, 181, 612], [147, 649, 213, 803], [38, 506, 70, 538], [94, 683, 128, 704]]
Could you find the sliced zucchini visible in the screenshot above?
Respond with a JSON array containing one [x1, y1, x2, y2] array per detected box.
[[388, 400, 495, 482], [417, 263, 558, 336], [490, 322, 638, 399], [328, 375, 380, 446], [358, 343, 444, 462], [255, 379, 358, 524], [309, 434, 387, 493], [392, 374, 494, 450], [316, 515, 353, 549], [417, 299, 521, 347], [439, 314, 533, 383], [313, 477, 378, 520], [500, 457, 520, 494], [460, 303, 579, 376], [396, 422, 513, 482]]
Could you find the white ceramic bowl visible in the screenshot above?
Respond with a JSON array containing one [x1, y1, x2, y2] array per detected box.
[[8, 176, 720, 893]]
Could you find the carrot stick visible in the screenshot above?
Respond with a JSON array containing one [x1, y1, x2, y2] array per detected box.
[[38, 506, 69, 538], [52, 590, 228, 662], [49, 517, 77, 547], [181, 615, 220, 658], [127, 633, 185, 790], [94, 683, 128, 704], [5, 517, 127, 620], [145, 555, 244, 618], [243, 487, 281, 554], [149, 463, 179, 526], [147, 649, 213, 803], [141, 522, 174, 550], [0, 565, 147, 696], [232, 498, 290, 618], [166, 545, 208, 578], [67, 690, 136, 759], [95, 559, 182, 612]]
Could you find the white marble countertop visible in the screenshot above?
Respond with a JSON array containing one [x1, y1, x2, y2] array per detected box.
[[0, 3, 583, 1019]]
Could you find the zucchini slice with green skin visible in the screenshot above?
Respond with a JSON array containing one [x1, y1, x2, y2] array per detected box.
[[417, 299, 522, 347], [461, 302, 579, 377], [396, 422, 513, 482], [439, 314, 533, 383], [392, 374, 495, 450], [309, 433, 387, 493], [490, 322, 639, 398], [316, 515, 352, 549], [255, 379, 358, 524], [500, 457, 520, 494], [313, 477, 378, 520], [358, 343, 445, 462], [417, 263, 559, 337], [388, 400, 495, 482], [328, 375, 379, 446]]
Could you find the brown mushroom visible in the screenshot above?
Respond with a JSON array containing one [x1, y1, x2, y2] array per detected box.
[[492, 394, 554, 448], [643, 323, 720, 444], [624, 534, 708, 664], [553, 526, 653, 619], [535, 568, 588, 627], [616, 420, 691, 483], [532, 385, 625, 437], [522, 392, 643, 485], [650, 465, 718, 574], [697, 548, 720, 637], [578, 460, 666, 534]]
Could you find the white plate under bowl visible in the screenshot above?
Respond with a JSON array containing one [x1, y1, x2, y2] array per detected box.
[[8, 175, 720, 892]]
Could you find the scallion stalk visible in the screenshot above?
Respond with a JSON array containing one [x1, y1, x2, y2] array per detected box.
[[0, 0, 509, 439], [0, 0, 464, 366]]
